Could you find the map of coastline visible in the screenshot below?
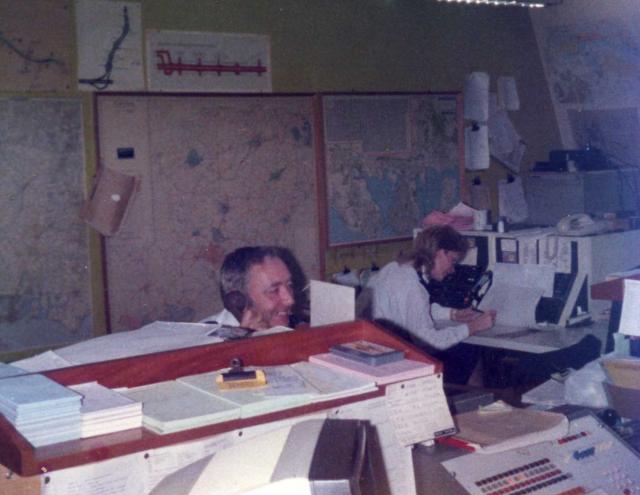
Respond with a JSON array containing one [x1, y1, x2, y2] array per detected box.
[[324, 95, 461, 245]]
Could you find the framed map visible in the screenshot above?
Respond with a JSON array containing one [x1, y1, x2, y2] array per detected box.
[[318, 93, 464, 247], [0, 98, 92, 352]]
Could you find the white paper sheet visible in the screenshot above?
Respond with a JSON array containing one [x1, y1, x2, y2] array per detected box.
[[463, 71, 490, 121], [331, 396, 417, 495], [488, 94, 526, 172], [42, 452, 146, 495], [144, 433, 235, 493], [498, 176, 529, 223], [13, 350, 72, 372], [479, 284, 543, 327], [75, 0, 144, 91], [619, 279, 640, 336], [491, 263, 555, 298], [497, 76, 520, 111], [310, 280, 355, 327], [146, 30, 272, 93], [385, 374, 455, 446], [54, 321, 224, 365]]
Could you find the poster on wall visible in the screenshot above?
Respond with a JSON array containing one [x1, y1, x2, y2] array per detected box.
[[75, 0, 144, 91], [146, 30, 272, 93], [0, 0, 73, 92]]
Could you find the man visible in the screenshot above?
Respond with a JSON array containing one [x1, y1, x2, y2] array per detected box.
[[201, 246, 297, 332], [13, 246, 300, 371]]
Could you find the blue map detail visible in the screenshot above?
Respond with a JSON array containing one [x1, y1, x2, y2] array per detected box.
[[543, 20, 640, 105], [325, 95, 461, 245]]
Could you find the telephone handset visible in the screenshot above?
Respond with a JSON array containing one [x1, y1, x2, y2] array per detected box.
[[464, 270, 493, 309], [422, 265, 492, 310], [222, 291, 248, 322], [556, 213, 605, 236]]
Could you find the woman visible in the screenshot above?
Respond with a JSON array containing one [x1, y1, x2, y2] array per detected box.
[[369, 224, 496, 383]]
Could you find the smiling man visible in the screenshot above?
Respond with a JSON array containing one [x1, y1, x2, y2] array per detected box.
[[201, 246, 297, 332]]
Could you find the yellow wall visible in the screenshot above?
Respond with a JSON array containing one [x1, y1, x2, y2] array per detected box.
[[1, 0, 561, 351]]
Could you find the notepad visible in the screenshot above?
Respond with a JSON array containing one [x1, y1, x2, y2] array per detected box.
[[330, 340, 404, 366], [70, 382, 142, 438], [0, 374, 82, 446], [0, 363, 26, 378], [289, 361, 377, 402], [0, 373, 81, 422], [178, 366, 317, 419], [121, 380, 240, 434], [308, 353, 434, 385]]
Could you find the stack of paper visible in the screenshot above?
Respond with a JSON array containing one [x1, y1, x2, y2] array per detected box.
[[178, 365, 318, 418], [121, 380, 240, 434], [289, 361, 377, 402], [308, 353, 434, 385], [69, 382, 142, 438], [0, 374, 82, 447], [444, 402, 569, 454], [0, 363, 26, 378]]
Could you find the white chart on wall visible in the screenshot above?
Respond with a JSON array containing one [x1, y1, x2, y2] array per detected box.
[[146, 30, 272, 93]]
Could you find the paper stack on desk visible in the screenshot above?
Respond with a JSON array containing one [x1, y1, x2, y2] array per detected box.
[[121, 380, 240, 434], [289, 361, 377, 402], [178, 365, 318, 419], [308, 353, 434, 385], [0, 362, 26, 378], [0, 374, 82, 446], [69, 382, 142, 438]]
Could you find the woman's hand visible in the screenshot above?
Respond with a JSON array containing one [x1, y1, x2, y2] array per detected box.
[[467, 310, 497, 335], [451, 307, 483, 323]]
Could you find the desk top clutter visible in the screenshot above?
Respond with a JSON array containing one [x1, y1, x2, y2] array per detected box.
[[0, 320, 442, 476], [422, 202, 476, 231]]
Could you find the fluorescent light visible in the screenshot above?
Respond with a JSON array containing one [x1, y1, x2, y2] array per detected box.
[[436, 0, 548, 7]]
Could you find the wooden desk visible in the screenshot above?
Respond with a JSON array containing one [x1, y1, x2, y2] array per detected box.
[[0, 320, 439, 478], [590, 274, 640, 301], [590, 274, 640, 352]]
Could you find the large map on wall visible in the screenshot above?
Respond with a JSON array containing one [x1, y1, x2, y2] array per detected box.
[[541, 20, 640, 107], [0, 98, 92, 352], [0, 0, 73, 92], [97, 95, 319, 332], [322, 94, 462, 246], [531, 3, 640, 167]]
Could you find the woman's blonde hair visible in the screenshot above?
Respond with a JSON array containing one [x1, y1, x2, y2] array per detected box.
[[400, 225, 468, 274]]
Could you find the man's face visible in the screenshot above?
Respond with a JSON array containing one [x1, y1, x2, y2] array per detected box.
[[245, 256, 295, 329], [430, 249, 461, 282]]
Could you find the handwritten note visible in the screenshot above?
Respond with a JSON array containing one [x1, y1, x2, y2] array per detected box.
[[331, 396, 417, 495], [42, 453, 146, 495], [385, 374, 455, 447]]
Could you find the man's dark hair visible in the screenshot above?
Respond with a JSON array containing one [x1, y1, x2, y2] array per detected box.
[[219, 246, 287, 301]]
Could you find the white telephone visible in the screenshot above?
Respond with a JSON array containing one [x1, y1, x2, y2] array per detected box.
[[556, 213, 606, 236]]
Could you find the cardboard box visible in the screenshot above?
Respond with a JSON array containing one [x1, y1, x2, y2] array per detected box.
[[604, 381, 640, 420]]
